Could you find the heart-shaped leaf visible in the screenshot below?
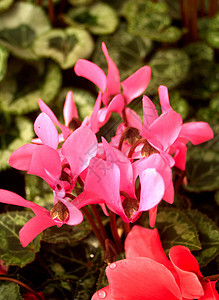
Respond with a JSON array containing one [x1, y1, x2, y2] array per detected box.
[[0, 2, 51, 60], [0, 211, 41, 267], [33, 27, 94, 69]]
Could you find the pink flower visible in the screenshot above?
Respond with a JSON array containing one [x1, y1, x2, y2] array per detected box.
[[74, 42, 151, 125], [83, 140, 173, 223], [92, 226, 219, 300], [0, 190, 84, 247], [140, 86, 213, 169]]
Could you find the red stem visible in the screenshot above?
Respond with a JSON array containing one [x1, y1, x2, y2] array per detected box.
[[0, 276, 43, 300], [90, 204, 108, 242], [82, 207, 105, 250], [109, 211, 123, 253]]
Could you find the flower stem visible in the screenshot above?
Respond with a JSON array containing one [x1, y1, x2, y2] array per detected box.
[[81, 207, 105, 250], [109, 211, 123, 253], [203, 274, 219, 281], [0, 276, 43, 300], [90, 205, 108, 242]]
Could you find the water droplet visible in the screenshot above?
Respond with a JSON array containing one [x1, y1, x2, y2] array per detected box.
[[109, 262, 117, 269], [90, 253, 94, 258], [98, 290, 106, 299]]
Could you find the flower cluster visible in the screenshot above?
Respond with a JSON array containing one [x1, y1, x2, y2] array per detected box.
[[0, 43, 216, 298]]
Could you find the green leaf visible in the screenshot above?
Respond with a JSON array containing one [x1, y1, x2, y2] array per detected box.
[[186, 147, 219, 192], [33, 27, 94, 69], [206, 13, 219, 49], [65, 2, 119, 35], [0, 211, 41, 267], [0, 282, 23, 300], [140, 208, 201, 252], [123, 0, 181, 42], [147, 49, 190, 94], [0, 60, 62, 114], [186, 210, 219, 267], [92, 23, 153, 80], [0, 2, 51, 60], [184, 42, 214, 63], [0, 45, 8, 82], [0, 117, 34, 171], [42, 222, 92, 244], [0, 0, 13, 13]]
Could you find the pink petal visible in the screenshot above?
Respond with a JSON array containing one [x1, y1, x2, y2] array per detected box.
[[9, 144, 38, 170], [92, 286, 111, 300], [107, 94, 124, 113], [27, 145, 62, 189], [125, 226, 174, 270], [179, 122, 214, 145], [86, 91, 102, 133], [62, 126, 98, 177], [63, 91, 79, 126], [19, 214, 56, 247], [124, 107, 142, 130], [34, 113, 59, 149], [38, 99, 61, 127], [102, 138, 135, 197], [121, 66, 151, 105], [158, 85, 172, 113], [149, 206, 158, 227], [106, 258, 182, 300], [0, 189, 35, 208], [169, 246, 204, 299], [137, 168, 165, 212], [148, 110, 182, 151], [142, 95, 158, 129], [102, 42, 121, 100], [200, 281, 219, 300], [172, 141, 187, 170], [74, 59, 106, 92], [61, 199, 84, 225], [84, 157, 128, 221]]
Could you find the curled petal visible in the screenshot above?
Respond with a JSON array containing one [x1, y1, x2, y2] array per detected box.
[[102, 42, 120, 99], [34, 113, 59, 149], [9, 144, 38, 171], [106, 258, 182, 300], [169, 246, 204, 299], [121, 66, 151, 105], [74, 59, 106, 92], [62, 126, 98, 177], [179, 122, 214, 145], [125, 226, 173, 271], [142, 95, 158, 129], [158, 85, 172, 113], [38, 99, 61, 127], [63, 91, 79, 126]]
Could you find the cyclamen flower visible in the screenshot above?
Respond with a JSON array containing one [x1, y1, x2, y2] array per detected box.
[[83, 139, 173, 223], [92, 226, 219, 300], [75, 42, 151, 125], [0, 190, 84, 247]]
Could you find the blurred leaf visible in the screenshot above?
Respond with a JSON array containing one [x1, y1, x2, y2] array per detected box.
[[0, 60, 61, 114], [0, 282, 23, 300], [33, 27, 94, 69], [123, 0, 181, 42], [197, 94, 219, 124], [93, 23, 153, 80], [0, 0, 13, 13], [0, 211, 41, 267], [0, 45, 9, 82], [0, 117, 33, 171], [206, 13, 219, 49], [68, 0, 94, 6], [184, 42, 214, 63], [186, 147, 219, 192], [65, 2, 119, 35], [42, 222, 92, 244], [186, 210, 219, 267], [0, 2, 51, 60], [147, 48, 190, 94], [140, 208, 201, 252]]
